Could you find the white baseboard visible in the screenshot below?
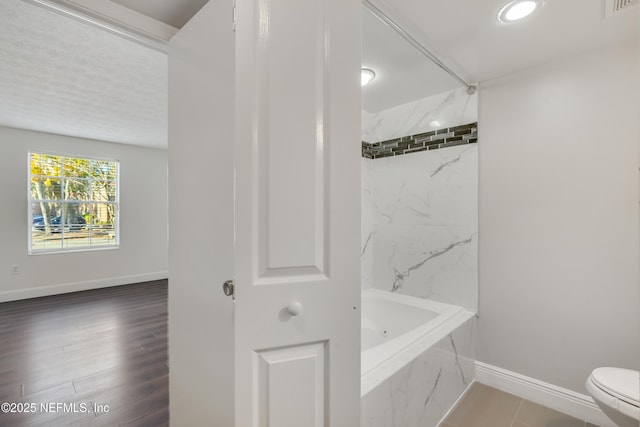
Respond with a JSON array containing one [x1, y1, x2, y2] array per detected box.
[[475, 361, 616, 427], [0, 271, 168, 302]]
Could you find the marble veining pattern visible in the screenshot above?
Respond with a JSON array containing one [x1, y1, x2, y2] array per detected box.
[[370, 145, 478, 311], [449, 335, 467, 385], [361, 317, 476, 427], [391, 235, 474, 292], [362, 87, 477, 143], [431, 148, 468, 177]]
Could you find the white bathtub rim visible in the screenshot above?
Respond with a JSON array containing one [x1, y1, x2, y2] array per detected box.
[[361, 288, 462, 313], [361, 289, 464, 378], [361, 308, 475, 397]]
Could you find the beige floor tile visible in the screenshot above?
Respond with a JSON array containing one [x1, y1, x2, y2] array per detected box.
[[442, 382, 523, 427], [515, 400, 586, 427]]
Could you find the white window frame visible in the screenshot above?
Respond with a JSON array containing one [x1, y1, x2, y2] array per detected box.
[[28, 151, 120, 254]]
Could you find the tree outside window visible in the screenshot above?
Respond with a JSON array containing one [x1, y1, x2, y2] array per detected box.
[[29, 152, 119, 253]]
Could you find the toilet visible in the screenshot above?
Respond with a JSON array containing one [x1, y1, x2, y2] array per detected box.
[[585, 367, 639, 427]]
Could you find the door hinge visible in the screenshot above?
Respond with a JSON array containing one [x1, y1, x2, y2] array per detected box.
[[223, 279, 235, 300], [232, 0, 236, 32]]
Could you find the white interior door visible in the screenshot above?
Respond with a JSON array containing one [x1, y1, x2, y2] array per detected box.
[[168, 1, 235, 425], [169, 0, 361, 425], [234, 0, 361, 425]]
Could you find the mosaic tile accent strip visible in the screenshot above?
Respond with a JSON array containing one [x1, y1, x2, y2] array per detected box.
[[362, 122, 477, 159]]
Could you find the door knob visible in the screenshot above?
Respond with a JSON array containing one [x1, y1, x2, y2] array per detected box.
[[287, 301, 302, 316]]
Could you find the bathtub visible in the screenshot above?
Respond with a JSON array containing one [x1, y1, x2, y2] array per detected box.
[[361, 288, 475, 396]]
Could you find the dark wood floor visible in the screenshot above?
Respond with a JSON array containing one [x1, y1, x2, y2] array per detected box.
[[0, 280, 168, 427]]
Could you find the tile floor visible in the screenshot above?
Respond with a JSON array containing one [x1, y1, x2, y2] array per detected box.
[[440, 382, 600, 427]]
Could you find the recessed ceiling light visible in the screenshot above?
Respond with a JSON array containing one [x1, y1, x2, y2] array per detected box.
[[497, 0, 541, 23], [361, 68, 376, 86]]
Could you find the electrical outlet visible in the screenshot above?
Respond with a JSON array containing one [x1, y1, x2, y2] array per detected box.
[[11, 265, 20, 275]]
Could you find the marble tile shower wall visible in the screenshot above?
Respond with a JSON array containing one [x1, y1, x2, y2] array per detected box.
[[370, 145, 478, 311], [361, 317, 476, 427], [362, 87, 477, 143], [361, 87, 478, 312]]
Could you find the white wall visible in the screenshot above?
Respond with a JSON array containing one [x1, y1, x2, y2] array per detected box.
[[477, 39, 640, 393], [0, 126, 168, 301]]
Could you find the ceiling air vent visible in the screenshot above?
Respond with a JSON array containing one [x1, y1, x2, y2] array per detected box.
[[605, 0, 640, 17]]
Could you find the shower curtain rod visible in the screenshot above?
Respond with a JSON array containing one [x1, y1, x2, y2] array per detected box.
[[362, 0, 476, 95]]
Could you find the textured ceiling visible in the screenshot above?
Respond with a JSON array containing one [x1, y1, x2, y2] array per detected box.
[[0, 0, 167, 148], [0, 0, 637, 148]]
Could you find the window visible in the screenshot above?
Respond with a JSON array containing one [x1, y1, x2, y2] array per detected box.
[[29, 152, 119, 253]]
